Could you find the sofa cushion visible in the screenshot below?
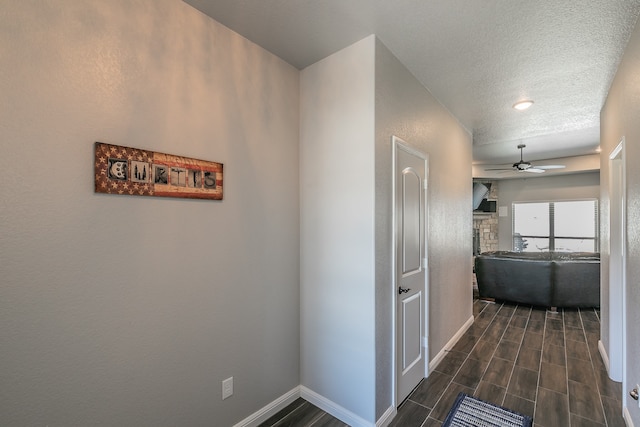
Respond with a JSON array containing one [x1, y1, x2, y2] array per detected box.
[[552, 258, 600, 307]]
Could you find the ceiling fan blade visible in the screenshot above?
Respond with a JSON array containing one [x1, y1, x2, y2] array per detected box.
[[524, 168, 545, 173], [535, 164, 566, 170], [484, 167, 514, 171]]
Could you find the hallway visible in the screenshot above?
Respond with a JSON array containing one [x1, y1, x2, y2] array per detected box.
[[261, 300, 624, 426], [389, 300, 624, 426]]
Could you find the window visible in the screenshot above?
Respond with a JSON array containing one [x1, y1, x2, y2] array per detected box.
[[512, 200, 598, 252]]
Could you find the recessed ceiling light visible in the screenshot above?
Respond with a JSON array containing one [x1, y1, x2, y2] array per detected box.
[[513, 100, 534, 110]]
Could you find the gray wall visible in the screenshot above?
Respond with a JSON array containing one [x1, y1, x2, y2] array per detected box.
[[299, 36, 377, 423], [2, 2, 476, 426], [497, 173, 600, 250], [601, 14, 640, 424], [0, 1, 300, 426]]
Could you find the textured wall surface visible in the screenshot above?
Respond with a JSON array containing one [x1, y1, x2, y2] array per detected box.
[[0, 1, 300, 426], [374, 38, 473, 405], [601, 15, 640, 424]]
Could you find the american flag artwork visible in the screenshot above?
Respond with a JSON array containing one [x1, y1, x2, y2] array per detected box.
[[94, 142, 223, 200]]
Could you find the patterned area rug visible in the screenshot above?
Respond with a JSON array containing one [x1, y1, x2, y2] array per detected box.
[[442, 393, 533, 427]]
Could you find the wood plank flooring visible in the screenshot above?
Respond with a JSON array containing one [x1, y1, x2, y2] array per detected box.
[[259, 300, 624, 427], [257, 398, 348, 427]]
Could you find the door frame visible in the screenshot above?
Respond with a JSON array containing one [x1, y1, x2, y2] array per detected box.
[[607, 139, 626, 389], [391, 136, 429, 408]]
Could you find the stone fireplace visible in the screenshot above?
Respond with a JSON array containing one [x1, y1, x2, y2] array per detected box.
[[473, 180, 499, 254]]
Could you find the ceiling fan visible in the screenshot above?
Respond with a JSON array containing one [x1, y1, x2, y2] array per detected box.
[[484, 144, 566, 173]]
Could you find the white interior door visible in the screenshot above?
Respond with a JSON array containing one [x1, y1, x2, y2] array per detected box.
[[394, 138, 427, 405]]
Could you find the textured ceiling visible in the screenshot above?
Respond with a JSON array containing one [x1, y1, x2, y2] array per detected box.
[[184, 0, 640, 168]]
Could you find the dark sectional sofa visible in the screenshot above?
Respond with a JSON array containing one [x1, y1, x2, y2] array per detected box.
[[474, 251, 600, 308]]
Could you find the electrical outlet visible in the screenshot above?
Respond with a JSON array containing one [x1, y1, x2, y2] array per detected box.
[[222, 377, 233, 400]]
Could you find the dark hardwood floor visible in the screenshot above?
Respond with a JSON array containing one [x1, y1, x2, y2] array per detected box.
[[257, 398, 348, 427], [259, 300, 624, 427]]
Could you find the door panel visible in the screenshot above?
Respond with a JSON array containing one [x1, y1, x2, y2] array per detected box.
[[402, 170, 422, 275], [402, 292, 422, 373]]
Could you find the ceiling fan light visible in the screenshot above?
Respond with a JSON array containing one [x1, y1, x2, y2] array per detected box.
[[513, 100, 534, 110]]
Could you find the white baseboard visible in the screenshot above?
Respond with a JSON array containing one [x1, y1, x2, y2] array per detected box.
[[300, 385, 374, 427], [624, 405, 633, 427], [233, 386, 300, 427], [375, 405, 396, 427], [598, 340, 611, 374], [232, 384, 392, 427], [428, 315, 474, 372]]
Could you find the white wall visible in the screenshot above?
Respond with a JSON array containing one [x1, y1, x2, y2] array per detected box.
[[374, 40, 473, 417], [497, 173, 600, 250], [601, 15, 640, 424], [300, 36, 377, 423], [0, 1, 300, 426]]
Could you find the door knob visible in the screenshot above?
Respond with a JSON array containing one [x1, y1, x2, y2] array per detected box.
[[399, 287, 411, 295], [631, 388, 639, 401]]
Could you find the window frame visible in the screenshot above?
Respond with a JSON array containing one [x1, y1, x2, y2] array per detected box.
[[512, 199, 599, 252]]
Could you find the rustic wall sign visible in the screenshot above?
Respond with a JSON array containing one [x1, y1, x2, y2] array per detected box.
[[94, 142, 223, 200]]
